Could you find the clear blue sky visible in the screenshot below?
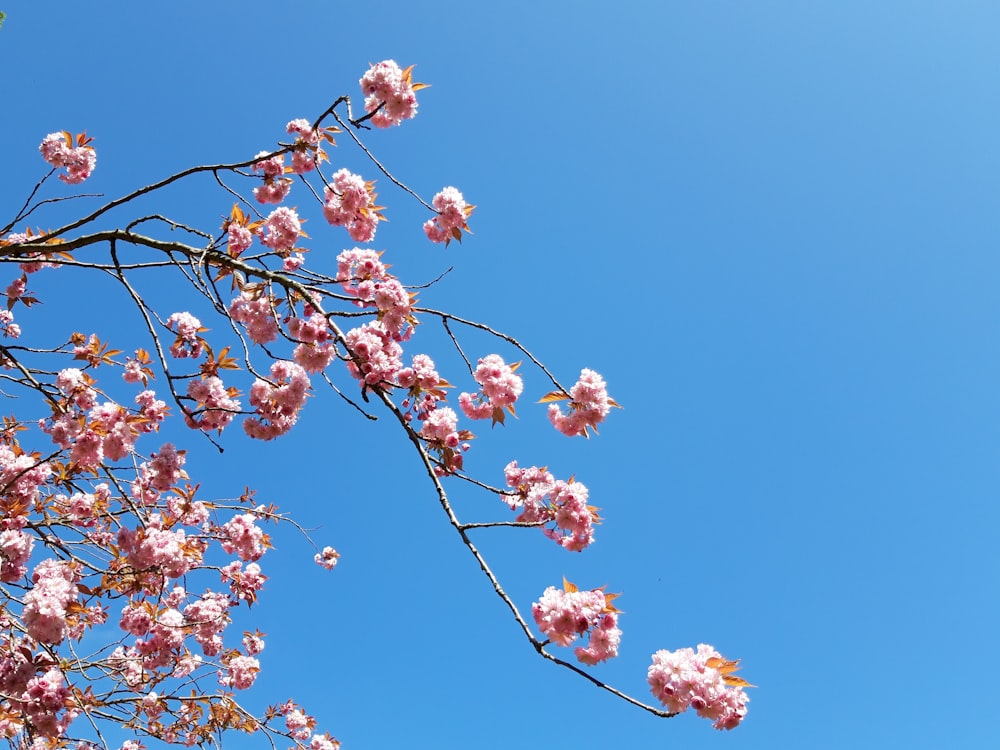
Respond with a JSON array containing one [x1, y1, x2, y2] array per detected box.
[[3, 2, 999, 748]]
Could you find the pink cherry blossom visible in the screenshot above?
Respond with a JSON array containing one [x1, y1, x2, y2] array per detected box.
[[165, 312, 205, 359], [531, 584, 620, 664], [185, 376, 242, 433], [459, 354, 522, 424], [39, 132, 97, 184], [227, 222, 254, 256], [503, 461, 598, 551], [183, 591, 231, 657], [398, 354, 448, 420], [23, 559, 79, 644], [323, 170, 381, 243], [219, 654, 260, 690], [359, 60, 420, 128], [344, 322, 402, 387], [230, 290, 280, 344], [647, 644, 750, 730], [252, 152, 292, 204], [0, 529, 33, 583], [314, 546, 340, 570], [243, 360, 311, 440], [219, 513, 268, 562], [286, 118, 322, 174], [260, 206, 302, 253], [423, 187, 473, 245], [547, 368, 618, 437]]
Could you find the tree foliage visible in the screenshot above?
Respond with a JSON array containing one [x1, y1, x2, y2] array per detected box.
[[0, 61, 751, 749]]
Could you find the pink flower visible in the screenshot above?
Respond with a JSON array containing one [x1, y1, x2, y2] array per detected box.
[[547, 369, 618, 437], [647, 645, 750, 730], [40, 131, 97, 184], [183, 591, 231, 656], [359, 60, 421, 128], [23, 559, 79, 644], [459, 354, 523, 424], [286, 118, 322, 174], [229, 290, 280, 344], [336, 248, 388, 298], [398, 354, 448, 420], [344, 322, 402, 387], [219, 654, 260, 690], [0, 529, 33, 583], [532, 583, 620, 664], [165, 311, 205, 358], [503, 461, 599, 551], [323, 170, 382, 243], [260, 206, 302, 253], [185, 376, 241, 433], [243, 360, 311, 440], [117, 514, 199, 579], [227, 223, 254, 256], [252, 152, 292, 204], [423, 187, 474, 245], [314, 546, 340, 570], [220, 561, 266, 603], [219, 513, 268, 562]]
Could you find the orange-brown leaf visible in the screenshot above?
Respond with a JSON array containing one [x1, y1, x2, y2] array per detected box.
[[538, 390, 570, 404], [562, 577, 578, 593]]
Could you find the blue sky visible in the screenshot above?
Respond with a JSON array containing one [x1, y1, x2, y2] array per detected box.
[[3, 1, 999, 748]]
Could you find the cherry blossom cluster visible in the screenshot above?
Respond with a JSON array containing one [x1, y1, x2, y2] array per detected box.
[[398, 353, 450, 420], [286, 119, 321, 174], [185, 376, 241, 433], [287, 311, 337, 374], [532, 583, 621, 665], [165, 312, 205, 359], [0, 308, 20, 340], [335, 249, 414, 340], [504, 461, 599, 551], [0, 443, 51, 519], [39, 371, 163, 470], [423, 187, 474, 245], [118, 513, 202, 581], [418, 406, 471, 475], [280, 701, 340, 750], [252, 152, 292, 205], [359, 60, 421, 128], [323, 169, 382, 243], [39, 131, 96, 184], [546, 368, 619, 437], [219, 512, 269, 562], [221, 560, 267, 602], [14, 666, 76, 738], [130, 443, 188, 505], [0, 529, 33, 582], [261, 207, 303, 253], [314, 546, 340, 570], [229, 289, 280, 345], [244, 360, 311, 440], [459, 354, 523, 424], [22, 559, 80, 645], [647, 645, 750, 730], [343, 322, 402, 387]]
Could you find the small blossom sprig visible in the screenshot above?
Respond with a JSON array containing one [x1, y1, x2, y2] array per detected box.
[[39, 131, 97, 184], [423, 187, 474, 246], [541, 368, 621, 437], [359, 60, 427, 128], [458, 354, 522, 425], [647, 645, 754, 731], [504, 461, 599, 551], [532, 578, 621, 665]]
